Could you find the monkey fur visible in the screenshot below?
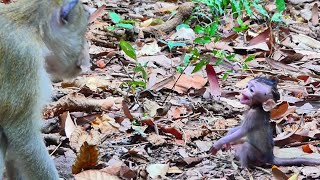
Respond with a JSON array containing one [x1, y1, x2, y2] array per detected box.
[[209, 77, 320, 167], [0, 0, 89, 179]]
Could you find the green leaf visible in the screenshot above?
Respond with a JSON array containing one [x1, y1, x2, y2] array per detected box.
[[184, 54, 192, 66], [119, 40, 136, 60], [194, 25, 205, 34], [230, 0, 241, 15], [167, 41, 186, 50], [127, 80, 146, 88], [176, 66, 184, 73], [132, 120, 140, 126], [105, 25, 115, 31], [120, 19, 136, 24], [215, 58, 224, 66], [222, 70, 233, 80], [191, 48, 200, 59], [226, 54, 236, 61], [159, 39, 168, 45], [242, 63, 249, 70], [134, 66, 147, 80], [237, 17, 244, 26], [116, 23, 134, 29], [271, 12, 283, 22], [109, 12, 121, 24], [275, 0, 285, 12], [176, 24, 190, 30], [194, 36, 211, 44], [243, 0, 253, 17], [214, 0, 224, 15], [244, 55, 255, 62], [214, 35, 221, 43], [253, 3, 270, 18], [207, 20, 219, 36], [233, 24, 249, 32], [192, 60, 209, 73]]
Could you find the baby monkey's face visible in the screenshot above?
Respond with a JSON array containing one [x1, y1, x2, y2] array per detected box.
[[240, 80, 273, 106]]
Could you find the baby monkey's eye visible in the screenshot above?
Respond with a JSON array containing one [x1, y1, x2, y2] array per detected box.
[[250, 88, 254, 93]]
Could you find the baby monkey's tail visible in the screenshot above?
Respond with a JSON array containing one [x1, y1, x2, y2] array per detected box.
[[273, 157, 320, 166]]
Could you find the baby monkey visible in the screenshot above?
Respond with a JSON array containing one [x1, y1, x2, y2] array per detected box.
[[209, 77, 320, 167]]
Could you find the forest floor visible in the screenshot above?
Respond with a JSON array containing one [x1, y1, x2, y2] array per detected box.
[[41, 0, 320, 179]]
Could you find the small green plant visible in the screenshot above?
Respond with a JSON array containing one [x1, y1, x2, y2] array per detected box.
[[119, 40, 148, 91], [185, 0, 285, 78], [106, 12, 134, 31]]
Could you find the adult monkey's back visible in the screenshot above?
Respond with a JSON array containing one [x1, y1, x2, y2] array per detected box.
[[0, 0, 90, 179]]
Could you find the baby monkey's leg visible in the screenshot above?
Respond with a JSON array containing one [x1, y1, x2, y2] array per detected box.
[[235, 142, 266, 167]]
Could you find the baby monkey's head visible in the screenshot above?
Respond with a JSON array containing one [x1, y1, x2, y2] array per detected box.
[[240, 77, 280, 107]]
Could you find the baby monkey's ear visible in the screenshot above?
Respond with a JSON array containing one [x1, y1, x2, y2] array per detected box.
[[262, 99, 276, 112]]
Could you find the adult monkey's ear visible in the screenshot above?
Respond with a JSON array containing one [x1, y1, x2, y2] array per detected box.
[[262, 99, 276, 112], [60, 0, 78, 24]]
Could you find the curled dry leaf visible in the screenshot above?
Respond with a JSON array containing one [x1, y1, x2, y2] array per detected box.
[[122, 100, 134, 120], [72, 142, 99, 174], [92, 114, 120, 134], [96, 59, 107, 69], [60, 111, 77, 138], [70, 127, 101, 152], [74, 170, 120, 180], [147, 133, 167, 146], [44, 92, 119, 118], [271, 165, 288, 180], [143, 99, 161, 117], [271, 101, 289, 119], [101, 161, 136, 179]]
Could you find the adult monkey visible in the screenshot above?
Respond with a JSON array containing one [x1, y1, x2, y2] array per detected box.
[[0, 0, 90, 179]]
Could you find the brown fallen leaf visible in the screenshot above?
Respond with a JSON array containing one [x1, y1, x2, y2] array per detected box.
[[249, 27, 271, 46], [88, 5, 106, 23], [61, 111, 76, 138], [70, 127, 101, 152], [271, 165, 288, 180], [162, 74, 207, 94], [44, 92, 120, 118], [265, 58, 299, 72], [271, 101, 289, 119], [206, 64, 221, 99], [72, 142, 99, 174], [74, 170, 120, 180]]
